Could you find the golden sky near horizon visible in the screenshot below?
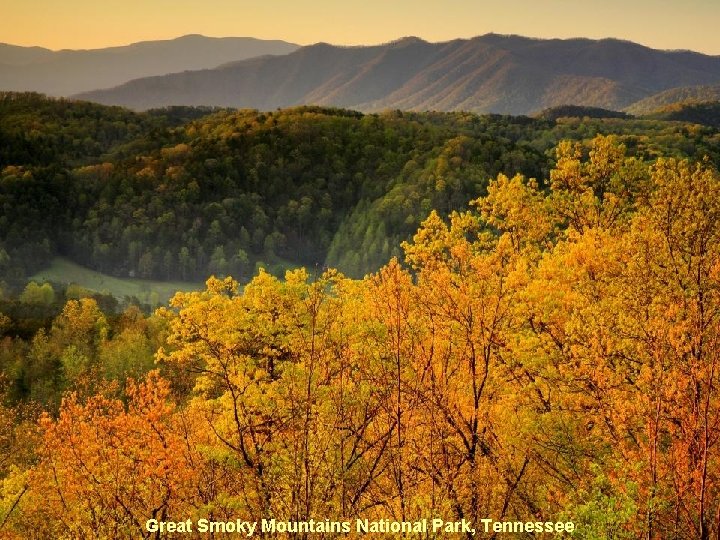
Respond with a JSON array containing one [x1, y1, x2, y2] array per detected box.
[[1, 0, 719, 54]]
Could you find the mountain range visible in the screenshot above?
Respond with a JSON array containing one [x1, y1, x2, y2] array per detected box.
[[0, 35, 299, 96], [3, 34, 720, 116], [71, 34, 720, 115]]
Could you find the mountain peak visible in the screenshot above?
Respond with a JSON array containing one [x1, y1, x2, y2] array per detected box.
[[388, 36, 426, 45], [176, 34, 208, 40]]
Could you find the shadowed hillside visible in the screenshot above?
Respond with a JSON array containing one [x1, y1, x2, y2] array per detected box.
[[640, 101, 720, 129], [626, 83, 720, 114]]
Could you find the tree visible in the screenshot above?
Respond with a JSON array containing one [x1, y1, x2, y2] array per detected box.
[[18, 282, 55, 306], [15, 372, 203, 539]]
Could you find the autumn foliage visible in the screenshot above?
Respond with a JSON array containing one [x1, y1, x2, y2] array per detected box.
[[1, 136, 720, 538]]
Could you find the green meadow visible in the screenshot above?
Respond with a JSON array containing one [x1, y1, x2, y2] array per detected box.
[[31, 257, 203, 306]]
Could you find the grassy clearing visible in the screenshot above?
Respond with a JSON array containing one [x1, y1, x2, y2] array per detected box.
[[30, 257, 203, 306]]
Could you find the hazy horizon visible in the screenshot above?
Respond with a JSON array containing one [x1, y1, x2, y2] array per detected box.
[[2, 0, 719, 55], [2, 32, 717, 56]]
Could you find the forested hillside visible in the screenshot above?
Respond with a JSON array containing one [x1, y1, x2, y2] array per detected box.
[[642, 101, 720, 129], [2, 92, 720, 295], [626, 83, 720, 114]]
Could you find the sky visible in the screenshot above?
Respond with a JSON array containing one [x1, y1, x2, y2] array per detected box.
[[1, 0, 719, 54]]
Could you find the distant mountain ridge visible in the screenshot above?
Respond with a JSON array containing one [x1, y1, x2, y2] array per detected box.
[[72, 34, 720, 115], [0, 35, 299, 96]]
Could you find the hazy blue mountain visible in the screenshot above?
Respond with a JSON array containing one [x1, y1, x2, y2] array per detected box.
[[0, 35, 299, 96], [74, 34, 720, 115], [0, 43, 55, 66]]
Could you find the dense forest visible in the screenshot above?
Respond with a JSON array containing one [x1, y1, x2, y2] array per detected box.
[[2, 92, 720, 295], [0, 130, 719, 538]]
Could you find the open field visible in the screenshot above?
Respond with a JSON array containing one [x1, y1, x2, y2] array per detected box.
[[30, 257, 203, 306]]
